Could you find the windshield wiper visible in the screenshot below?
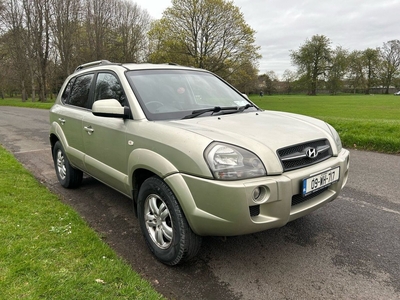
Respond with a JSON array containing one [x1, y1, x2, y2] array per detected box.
[[182, 104, 254, 119], [238, 103, 254, 112], [182, 106, 238, 119]]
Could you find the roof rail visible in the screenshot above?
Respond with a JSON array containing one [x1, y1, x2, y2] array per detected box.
[[74, 60, 112, 72]]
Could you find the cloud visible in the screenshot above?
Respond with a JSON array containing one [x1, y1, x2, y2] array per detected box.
[[134, 0, 399, 78]]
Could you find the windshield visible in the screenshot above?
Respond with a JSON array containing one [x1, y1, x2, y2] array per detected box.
[[125, 69, 257, 120]]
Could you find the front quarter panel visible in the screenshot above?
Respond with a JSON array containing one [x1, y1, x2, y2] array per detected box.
[[128, 148, 179, 180]]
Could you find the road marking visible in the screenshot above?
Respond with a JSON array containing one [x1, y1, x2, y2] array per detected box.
[[15, 148, 50, 154], [339, 195, 400, 216]]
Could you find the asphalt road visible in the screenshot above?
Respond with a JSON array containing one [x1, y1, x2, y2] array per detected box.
[[1, 106, 399, 299]]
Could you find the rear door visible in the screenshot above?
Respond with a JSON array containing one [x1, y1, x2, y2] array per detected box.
[[54, 73, 94, 171]]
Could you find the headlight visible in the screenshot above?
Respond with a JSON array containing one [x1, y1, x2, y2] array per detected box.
[[327, 123, 342, 153], [204, 142, 266, 180]]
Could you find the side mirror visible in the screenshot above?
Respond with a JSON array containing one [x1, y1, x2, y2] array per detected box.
[[92, 99, 131, 119]]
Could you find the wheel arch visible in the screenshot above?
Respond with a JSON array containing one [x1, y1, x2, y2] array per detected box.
[[129, 148, 179, 216], [49, 133, 60, 156]]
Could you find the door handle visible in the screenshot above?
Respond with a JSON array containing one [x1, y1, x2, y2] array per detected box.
[[84, 126, 94, 135], [58, 118, 66, 125]]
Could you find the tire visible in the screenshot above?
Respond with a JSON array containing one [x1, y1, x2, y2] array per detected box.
[[53, 141, 83, 188], [137, 176, 202, 265]]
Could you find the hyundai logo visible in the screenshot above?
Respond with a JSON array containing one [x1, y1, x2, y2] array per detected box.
[[305, 147, 318, 158]]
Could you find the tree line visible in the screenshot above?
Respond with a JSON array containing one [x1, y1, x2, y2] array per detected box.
[[0, 0, 152, 101], [260, 35, 400, 95], [0, 0, 260, 101], [0, 0, 399, 101]]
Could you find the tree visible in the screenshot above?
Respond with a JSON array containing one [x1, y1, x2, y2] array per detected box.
[[227, 59, 258, 94], [148, 0, 261, 83], [0, 37, 7, 98], [111, 0, 151, 63], [347, 50, 365, 93], [379, 40, 400, 94], [1, 0, 152, 100], [290, 35, 332, 95], [23, 0, 52, 101], [326, 46, 348, 95], [258, 71, 278, 95], [282, 69, 297, 94], [0, 0, 30, 100], [362, 48, 380, 94], [84, 0, 115, 61], [49, 0, 82, 77]]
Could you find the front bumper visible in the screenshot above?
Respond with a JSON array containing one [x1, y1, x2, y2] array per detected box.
[[165, 149, 350, 236]]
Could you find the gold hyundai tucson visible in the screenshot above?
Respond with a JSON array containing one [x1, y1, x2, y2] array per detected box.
[[50, 60, 350, 265]]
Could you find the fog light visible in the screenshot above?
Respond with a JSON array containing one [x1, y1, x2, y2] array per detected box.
[[252, 187, 262, 201]]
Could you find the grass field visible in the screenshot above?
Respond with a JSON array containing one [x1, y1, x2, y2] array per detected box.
[[0, 98, 54, 109], [0, 146, 163, 299], [250, 94, 400, 154]]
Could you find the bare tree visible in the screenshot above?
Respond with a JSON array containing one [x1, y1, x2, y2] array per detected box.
[[282, 69, 297, 94], [84, 0, 116, 60], [379, 40, 400, 94], [50, 0, 82, 77], [111, 0, 151, 62], [22, 0, 52, 101], [0, 0, 29, 100]]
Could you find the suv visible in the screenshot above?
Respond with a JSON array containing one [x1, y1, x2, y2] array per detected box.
[[50, 61, 350, 265]]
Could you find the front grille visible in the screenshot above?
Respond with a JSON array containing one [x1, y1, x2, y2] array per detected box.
[[277, 139, 332, 171], [291, 187, 328, 206]]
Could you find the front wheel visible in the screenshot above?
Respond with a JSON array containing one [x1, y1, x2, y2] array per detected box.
[[52, 141, 83, 188], [137, 176, 202, 265]]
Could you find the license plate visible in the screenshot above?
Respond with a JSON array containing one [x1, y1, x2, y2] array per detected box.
[[302, 167, 340, 197]]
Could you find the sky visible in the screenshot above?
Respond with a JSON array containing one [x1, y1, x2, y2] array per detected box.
[[133, 0, 399, 78]]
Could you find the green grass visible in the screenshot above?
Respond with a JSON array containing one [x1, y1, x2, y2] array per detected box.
[[250, 94, 400, 154], [0, 147, 164, 300], [0, 97, 54, 109]]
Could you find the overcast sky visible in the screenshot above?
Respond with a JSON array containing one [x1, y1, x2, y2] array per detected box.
[[133, 0, 399, 78]]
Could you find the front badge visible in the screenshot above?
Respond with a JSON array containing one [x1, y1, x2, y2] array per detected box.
[[305, 147, 318, 158]]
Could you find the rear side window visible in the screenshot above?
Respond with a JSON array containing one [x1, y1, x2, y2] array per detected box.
[[66, 74, 94, 108], [61, 79, 74, 103]]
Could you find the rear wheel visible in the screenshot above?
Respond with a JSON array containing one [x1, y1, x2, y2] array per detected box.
[[137, 176, 202, 265], [53, 141, 83, 188]]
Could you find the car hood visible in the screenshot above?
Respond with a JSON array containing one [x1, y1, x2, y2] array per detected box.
[[165, 110, 336, 174]]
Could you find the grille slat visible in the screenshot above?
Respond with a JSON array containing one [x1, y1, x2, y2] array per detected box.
[[277, 139, 332, 171]]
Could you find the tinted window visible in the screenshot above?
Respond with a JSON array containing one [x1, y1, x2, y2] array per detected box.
[[67, 74, 94, 108], [94, 73, 126, 106], [61, 78, 75, 104]]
